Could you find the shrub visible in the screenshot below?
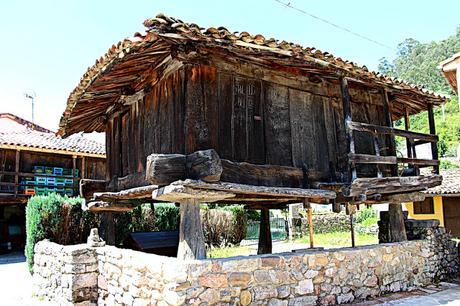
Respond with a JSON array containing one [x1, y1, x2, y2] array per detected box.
[[355, 207, 377, 224], [25, 193, 97, 273], [202, 205, 247, 247]]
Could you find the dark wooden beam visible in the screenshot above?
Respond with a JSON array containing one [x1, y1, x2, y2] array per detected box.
[[349, 153, 397, 165], [347, 121, 438, 142], [100, 212, 115, 245], [427, 103, 439, 174], [388, 204, 407, 242], [340, 77, 357, 182], [382, 90, 398, 175], [404, 108, 413, 159], [258, 207, 272, 255], [177, 199, 206, 260]]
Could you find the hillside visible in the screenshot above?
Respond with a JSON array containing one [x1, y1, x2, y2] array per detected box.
[[378, 29, 460, 161]]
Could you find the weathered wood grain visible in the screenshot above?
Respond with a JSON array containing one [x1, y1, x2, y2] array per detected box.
[[177, 199, 206, 260]]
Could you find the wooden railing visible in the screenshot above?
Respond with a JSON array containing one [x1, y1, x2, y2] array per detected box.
[[347, 120, 440, 176]]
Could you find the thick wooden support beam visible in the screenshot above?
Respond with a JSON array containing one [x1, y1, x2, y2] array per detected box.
[[186, 149, 222, 182], [221, 159, 304, 187], [145, 149, 222, 185], [388, 204, 407, 242], [180, 180, 336, 200], [340, 77, 357, 181], [145, 153, 186, 185], [83, 200, 140, 212], [404, 108, 413, 159], [258, 208, 272, 255], [93, 185, 159, 201], [100, 212, 115, 245], [80, 179, 107, 199], [427, 104, 439, 174], [382, 89, 398, 176], [177, 199, 206, 260], [348, 175, 442, 197]]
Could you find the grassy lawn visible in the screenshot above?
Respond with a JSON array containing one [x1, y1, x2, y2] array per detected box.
[[296, 231, 378, 248], [207, 246, 254, 258]]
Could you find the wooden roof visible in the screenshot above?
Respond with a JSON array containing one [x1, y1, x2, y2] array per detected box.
[[439, 52, 460, 94], [58, 13, 448, 137]]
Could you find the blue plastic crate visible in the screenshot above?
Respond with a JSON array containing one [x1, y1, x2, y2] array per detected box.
[[46, 177, 56, 186], [35, 176, 47, 185], [64, 179, 74, 186], [53, 167, 63, 176], [33, 166, 45, 174], [45, 167, 54, 175], [64, 188, 74, 196]]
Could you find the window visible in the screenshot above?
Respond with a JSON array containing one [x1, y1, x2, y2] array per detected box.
[[413, 197, 434, 215]]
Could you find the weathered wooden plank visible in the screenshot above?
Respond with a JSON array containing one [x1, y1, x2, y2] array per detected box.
[[340, 77, 356, 181], [249, 80, 265, 164], [186, 149, 222, 182], [93, 184, 159, 201], [217, 71, 234, 159], [349, 153, 397, 165], [348, 174, 442, 196], [347, 121, 438, 142], [427, 103, 439, 174], [152, 183, 235, 203], [220, 159, 303, 187], [397, 158, 439, 166], [179, 179, 336, 199], [84, 201, 139, 213], [233, 76, 249, 161], [263, 83, 292, 166]]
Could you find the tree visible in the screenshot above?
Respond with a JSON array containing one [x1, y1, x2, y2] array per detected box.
[[379, 29, 460, 158]]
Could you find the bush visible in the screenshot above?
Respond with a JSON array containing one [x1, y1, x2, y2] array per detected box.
[[202, 205, 247, 247], [25, 193, 97, 273], [355, 207, 377, 224]]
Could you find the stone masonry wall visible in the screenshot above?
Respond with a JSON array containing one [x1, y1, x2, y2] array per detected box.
[[34, 226, 458, 306], [33, 240, 98, 305]]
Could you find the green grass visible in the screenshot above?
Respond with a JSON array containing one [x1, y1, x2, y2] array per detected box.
[[359, 216, 378, 227], [295, 231, 378, 248], [207, 246, 254, 258]]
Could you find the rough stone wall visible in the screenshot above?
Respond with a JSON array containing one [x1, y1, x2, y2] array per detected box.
[[33, 240, 98, 305], [34, 226, 458, 306]]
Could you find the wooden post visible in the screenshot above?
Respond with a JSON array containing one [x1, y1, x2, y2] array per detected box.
[[382, 89, 398, 176], [81, 156, 86, 180], [258, 207, 272, 255], [177, 199, 206, 260], [427, 104, 439, 174], [340, 77, 357, 182], [307, 204, 314, 248], [346, 204, 356, 247], [99, 212, 115, 245], [72, 155, 77, 194], [14, 150, 20, 196], [388, 203, 407, 242], [404, 108, 419, 175]]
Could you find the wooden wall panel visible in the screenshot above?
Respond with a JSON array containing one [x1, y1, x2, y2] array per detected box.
[[289, 89, 330, 176], [217, 72, 234, 160], [263, 83, 292, 166], [184, 65, 219, 153]]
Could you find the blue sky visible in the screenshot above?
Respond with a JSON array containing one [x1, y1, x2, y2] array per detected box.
[[0, 0, 459, 133]]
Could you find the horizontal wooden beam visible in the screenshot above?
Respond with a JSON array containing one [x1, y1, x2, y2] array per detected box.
[[93, 184, 159, 202], [83, 201, 140, 212], [397, 158, 439, 166], [347, 121, 438, 142], [180, 179, 336, 200], [347, 174, 442, 197], [349, 153, 397, 164]]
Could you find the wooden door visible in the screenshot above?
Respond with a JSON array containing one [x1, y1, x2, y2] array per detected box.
[[443, 197, 460, 237]]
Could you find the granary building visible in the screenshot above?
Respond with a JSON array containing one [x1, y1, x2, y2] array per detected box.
[[58, 14, 446, 257], [0, 113, 105, 252]]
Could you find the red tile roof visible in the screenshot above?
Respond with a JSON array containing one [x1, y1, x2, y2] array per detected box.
[[0, 129, 105, 156], [426, 168, 460, 195], [0, 113, 52, 133]]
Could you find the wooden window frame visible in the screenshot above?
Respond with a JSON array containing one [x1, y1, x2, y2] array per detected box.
[[413, 197, 434, 215]]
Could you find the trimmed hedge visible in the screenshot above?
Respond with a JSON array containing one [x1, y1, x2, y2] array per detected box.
[[25, 193, 97, 273]]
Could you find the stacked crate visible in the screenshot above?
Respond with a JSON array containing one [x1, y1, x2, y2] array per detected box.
[[20, 166, 77, 196]]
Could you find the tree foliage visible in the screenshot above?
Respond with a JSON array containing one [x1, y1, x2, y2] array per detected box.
[[378, 29, 460, 157]]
